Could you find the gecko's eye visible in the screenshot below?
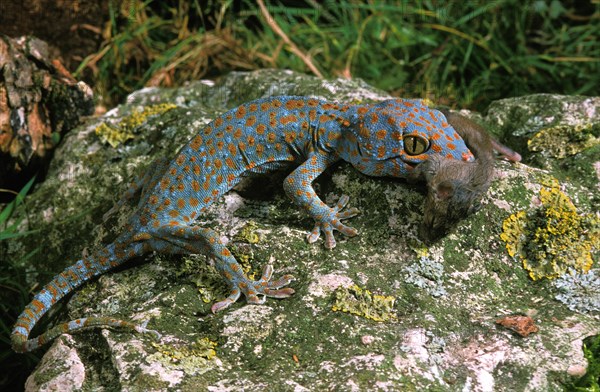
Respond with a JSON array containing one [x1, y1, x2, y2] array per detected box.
[[404, 135, 430, 155]]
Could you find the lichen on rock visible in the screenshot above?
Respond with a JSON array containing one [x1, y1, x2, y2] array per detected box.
[[501, 179, 599, 280]]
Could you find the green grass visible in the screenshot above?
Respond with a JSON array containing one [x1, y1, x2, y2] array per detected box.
[[0, 177, 42, 390], [75, 0, 599, 110]]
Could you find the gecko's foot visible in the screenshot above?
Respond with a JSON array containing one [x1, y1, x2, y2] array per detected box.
[[211, 264, 294, 313], [307, 194, 360, 249]]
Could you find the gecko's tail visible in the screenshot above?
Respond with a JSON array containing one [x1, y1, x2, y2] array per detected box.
[[11, 240, 158, 353]]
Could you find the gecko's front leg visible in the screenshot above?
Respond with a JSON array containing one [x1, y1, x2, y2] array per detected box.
[[283, 153, 359, 249]]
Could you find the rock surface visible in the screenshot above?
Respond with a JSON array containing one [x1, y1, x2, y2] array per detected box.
[[9, 70, 599, 391], [0, 35, 94, 195]]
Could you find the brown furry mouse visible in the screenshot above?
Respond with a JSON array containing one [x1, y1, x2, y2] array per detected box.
[[411, 110, 521, 243]]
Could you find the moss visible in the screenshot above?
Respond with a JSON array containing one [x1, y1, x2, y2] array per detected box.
[[95, 103, 177, 147], [332, 284, 397, 322], [500, 179, 599, 280], [527, 122, 600, 159]]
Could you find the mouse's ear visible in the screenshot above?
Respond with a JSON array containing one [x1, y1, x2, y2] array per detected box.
[[434, 181, 455, 200]]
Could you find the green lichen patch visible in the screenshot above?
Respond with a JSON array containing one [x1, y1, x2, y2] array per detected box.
[[500, 180, 600, 280], [528, 122, 600, 159], [332, 284, 397, 322], [554, 269, 600, 314], [95, 103, 177, 147], [402, 256, 447, 298]]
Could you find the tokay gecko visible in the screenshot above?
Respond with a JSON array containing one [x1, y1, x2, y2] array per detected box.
[[13, 96, 484, 353]]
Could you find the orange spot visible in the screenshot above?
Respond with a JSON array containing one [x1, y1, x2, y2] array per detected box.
[[177, 183, 185, 191], [228, 143, 237, 155], [190, 135, 203, 150], [149, 195, 159, 205], [285, 132, 296, 143], [227, 173, 236, 182], [226, 157, 236, 168], [163, 198, 171, 206], [176, 155, 185, 165], [169, 210, 179, 217], [256, 124, 266, 135], [376, 129, 387, 140], [203, 180, 211, 190], [239, 142, 247, 151], [235, 106, 246, 119], [247, 135, 256, 146], [221, 248, 231, 257], [189, 197, 199, 207], [215, 117, 223, 127], [447, 143, 456, 150], [328, 131, 339, 141], [234, 128, 243, 139], [267, 132, 276, 143], [193, 164, 201, 175], [377, 145, 386, 158], [216, 175, 223, 184], [260, 102, 271, 111], [160, 178, 170, 190], [272, 99, 282, 108], [208, 146, 216, 156], [226, 125, 234, 133], [216, 140, 225, 150], [309, 110, 317, 121], [432, 144, 442, 152], [177, 198, 186, 209], [246, 116, 256, 127], [249, 103, 258, 112], [203, 126, 213, 135], [192, 180, 200, 192], [359, 126, 370, 138]]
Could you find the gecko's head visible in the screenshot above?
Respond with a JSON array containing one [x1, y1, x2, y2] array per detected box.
[[339, 99, 474, 177]]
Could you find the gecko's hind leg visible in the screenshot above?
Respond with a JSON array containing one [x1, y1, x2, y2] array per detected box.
[[149, 224, 294, 313]]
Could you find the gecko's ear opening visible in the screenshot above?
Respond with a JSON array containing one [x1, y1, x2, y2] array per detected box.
[[434, 181, 454, 200]]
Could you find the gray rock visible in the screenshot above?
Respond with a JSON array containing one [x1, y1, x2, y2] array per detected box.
[[10, 70, 599, 391]]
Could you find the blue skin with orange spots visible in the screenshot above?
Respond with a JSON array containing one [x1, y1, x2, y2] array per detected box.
[[12, 96, 473, 352]]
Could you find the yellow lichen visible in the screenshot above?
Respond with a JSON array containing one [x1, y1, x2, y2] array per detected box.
[[332, 284, 396, 322], [231, 221, 262, 280], [235, 221, 260, 244], [149, 338, 218, 374], [95, 103, 177, 147], [527, 123, 600, 159], [500, 181, 599, 280]]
